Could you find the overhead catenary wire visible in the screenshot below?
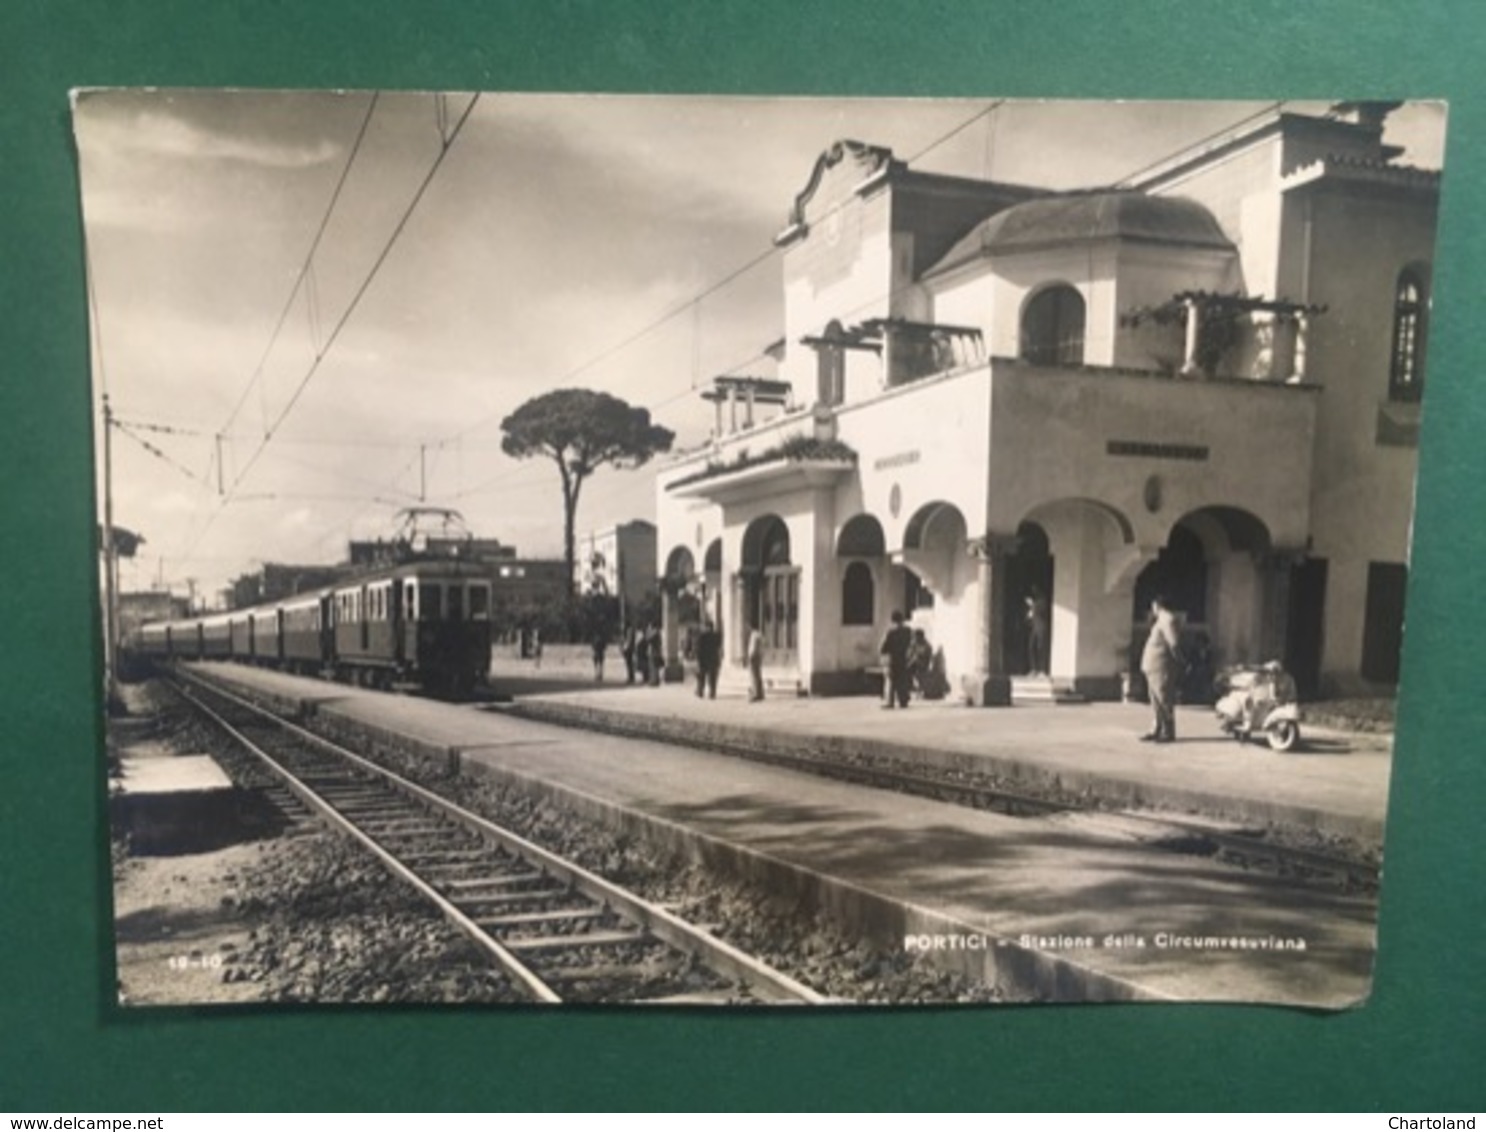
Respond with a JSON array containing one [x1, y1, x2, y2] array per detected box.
[[161, 98, 1290, 578], [177, 93, 481, 569], [216, 92, 381, 443], [229, 92, 482, 489], [114, 421, 216, 489]]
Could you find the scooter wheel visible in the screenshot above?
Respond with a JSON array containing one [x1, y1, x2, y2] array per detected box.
[[1267, 720, 1300, 752]]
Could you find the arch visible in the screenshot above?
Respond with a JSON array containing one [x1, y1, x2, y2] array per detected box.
[[1135, 525, 1209, 624], [903, 500, 967, 552], [1024, 496, 1136, 546], [664, 545, 696, 584], [739, 514, 798, 662], [1020, 283, 1086, 366], [817, 319, 847, 406], [1005, 521, 1053, 676], [837, 513, 886, 557], [841, 561, 875, 626], [1389, 264, 1429, 403], [1134, 505, 1275, 683], [703, 538, 722, 574], [1170, 505, 1272, 559], [741, 514, 791, 569]]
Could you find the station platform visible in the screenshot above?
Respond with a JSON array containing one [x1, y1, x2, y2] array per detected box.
[[178, 661, 1387, 1006], [487, 657, 1393, 846], [110, 729, 240, 854]]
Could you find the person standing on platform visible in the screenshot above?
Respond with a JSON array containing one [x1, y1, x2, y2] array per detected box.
[[621, 625, 637, 684], [746, 625, 765, 702], [1139, 594, 1184, 743], [907, 628, 934, 699], [694, 619, 722, 700], [590, 625, 609, 683], [646, 623, 664, 686], [1025, 587, 1050, 676], [879, 610, 913, 709]]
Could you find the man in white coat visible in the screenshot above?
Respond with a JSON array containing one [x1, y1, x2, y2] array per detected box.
[[1140, 595, 1183, 743]]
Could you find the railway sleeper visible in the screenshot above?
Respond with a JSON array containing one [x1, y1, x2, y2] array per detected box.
[[437, 871, 547, 893], [464, 887, 574, 914], [352, 814, 445, 831], [395, 848, 493, 865], [474, 907, 606, 929], [459, 885, 575, 908], [502, 929, 646, 953]]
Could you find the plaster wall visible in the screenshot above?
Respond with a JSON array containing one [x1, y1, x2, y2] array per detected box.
[[833, 367, 992, 549], [984, 247, 1119, 364], [780, 187, 894, 398], [984, 362, 1317, 551], [1142, 139, 1281, 263], [1295, 184, 1437, 682], [714, 485, 829, 679]]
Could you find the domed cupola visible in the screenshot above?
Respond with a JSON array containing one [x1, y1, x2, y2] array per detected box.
[[925, 190, 1234, 278]]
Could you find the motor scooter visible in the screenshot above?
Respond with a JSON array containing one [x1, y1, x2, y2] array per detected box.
[[1214, 661, 1301, 752]]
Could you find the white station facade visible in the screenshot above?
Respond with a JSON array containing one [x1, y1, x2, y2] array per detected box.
[[655, 103, 1439, 704]]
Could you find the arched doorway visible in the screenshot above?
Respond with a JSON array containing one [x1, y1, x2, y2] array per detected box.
[[1004, 521, 1053, 675], [703, 538, 723, 628], [901, 501, 974, 683], [740, 515, 798, 665], [662, 546, 700, 671], [1134, 507, 1272, 700]]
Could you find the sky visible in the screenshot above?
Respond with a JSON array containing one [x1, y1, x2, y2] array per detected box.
[[74, 92, 1447, 603]]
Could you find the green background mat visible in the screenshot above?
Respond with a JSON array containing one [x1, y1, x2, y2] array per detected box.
[[3, 1, 1482, 1111]]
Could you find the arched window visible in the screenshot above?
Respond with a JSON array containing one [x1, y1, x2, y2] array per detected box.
[[1389, 269, 1427, 403], [841, 561, 874, 625], [1021, 284, 1086, 366], [816, 320, 846, 406]]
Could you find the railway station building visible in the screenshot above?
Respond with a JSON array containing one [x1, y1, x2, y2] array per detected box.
[[654, 103, 1439, 704]]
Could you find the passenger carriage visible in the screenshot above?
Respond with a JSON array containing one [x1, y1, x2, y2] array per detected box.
[[132, 556, 494, 697]]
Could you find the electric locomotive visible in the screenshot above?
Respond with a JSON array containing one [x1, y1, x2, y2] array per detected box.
[[132, 556, 494, 698]]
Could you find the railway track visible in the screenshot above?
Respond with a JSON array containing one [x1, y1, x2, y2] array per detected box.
[[501, 701, 1380, 894], [172, 672, 827, 1006]]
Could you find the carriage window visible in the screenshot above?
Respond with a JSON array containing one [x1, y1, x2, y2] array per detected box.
[[469, 584, 490, 620], [419, 583, 443, 621], [405, 585, 417, 620], [447, 584, 464, 621]]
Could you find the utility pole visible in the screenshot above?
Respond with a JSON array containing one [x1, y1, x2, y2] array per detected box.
[[101, 393, 118, 708], [420, 443, 426, 502]]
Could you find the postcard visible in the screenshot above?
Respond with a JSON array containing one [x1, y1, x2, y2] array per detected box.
[[80, 91, 1444, 1007]]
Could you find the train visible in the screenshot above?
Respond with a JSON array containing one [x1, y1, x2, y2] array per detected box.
[[129, 557, 495, 697]]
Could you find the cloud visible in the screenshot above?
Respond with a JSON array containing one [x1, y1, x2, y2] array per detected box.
[[78, 95, 345, 170]]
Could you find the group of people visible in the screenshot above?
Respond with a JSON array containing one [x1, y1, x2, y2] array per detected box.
[[591, 593, 1188, 742], [590, 623, 665, 685], [878, 611, 950, 709]]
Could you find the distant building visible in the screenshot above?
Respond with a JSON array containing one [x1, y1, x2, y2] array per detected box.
[[347, 536, 516, 569], [656, 104, 1440, 701], [118, 590, 189, 642], [574, 520, 657, 615], [488, 557, 571, 623], [228, 563, 348, 609]]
